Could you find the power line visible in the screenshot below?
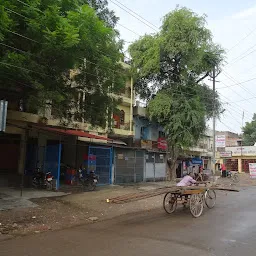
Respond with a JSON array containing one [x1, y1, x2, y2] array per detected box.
[[7, 29, 40, 44], [218, 120, 239, 134], [225, 42, 256, 68], [5, 4, 133, 62], [218, 91, 253, 117], [217, 75, 256, 90], [1, 35, 228, 102], [225, 109, 244, 127], [0, 61, 52, 77], [6, 2, 253, 111], [227, 27, 256, 53], [109, 0, 158, 32], [4, 7, 27, 18], [222, 71, 256, 98], [16, 0, 44, 13], [117, 23, 141, 36]]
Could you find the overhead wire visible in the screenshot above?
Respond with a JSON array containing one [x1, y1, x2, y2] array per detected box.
[[5, 0, 256, 122], [109, 0, 158, 32], [216, 75, 256, 89], [224, 42, 256, 69], [222, 71, 256, 98], [218, 120, 239, 134], [110, 0, 159, 30], [227, 26, 256, 53]]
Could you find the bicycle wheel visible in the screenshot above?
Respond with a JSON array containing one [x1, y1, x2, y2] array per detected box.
[[190, 194, 204, 218], [232, 173, 239, 183], [204, 189, 216, 209], [163, 193, 177, 214]]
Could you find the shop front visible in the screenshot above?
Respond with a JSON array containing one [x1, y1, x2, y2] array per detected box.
[[217, 146, 256, 173]]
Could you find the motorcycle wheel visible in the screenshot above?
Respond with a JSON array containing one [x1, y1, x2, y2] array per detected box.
[[32, 179, 38, 189], [46, 181, 53, 190], [87, 182, 96, 191]]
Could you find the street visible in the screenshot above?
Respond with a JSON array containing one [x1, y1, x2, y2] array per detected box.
[[1, 186, 256, 256]]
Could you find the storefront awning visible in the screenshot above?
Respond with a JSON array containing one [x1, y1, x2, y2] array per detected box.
[[34, 125, 112, 141], [34, 125, 127, 146]]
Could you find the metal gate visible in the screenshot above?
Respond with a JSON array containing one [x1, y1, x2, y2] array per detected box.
[[88, 146, 112, 185], [145, 152, 166, 181], [115, 150, 145, 184], [44, 144, 62, 189]]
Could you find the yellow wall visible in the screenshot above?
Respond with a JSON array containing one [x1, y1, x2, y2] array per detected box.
[[217, 155, 256, 173], [117, 105, 131, 124]]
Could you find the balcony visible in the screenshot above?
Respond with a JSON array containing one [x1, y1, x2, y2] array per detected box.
[[112, 122, 134, 136], [133, 106, 147, 117], [7, 110, 40, 123], [109, 93, 134, 107]]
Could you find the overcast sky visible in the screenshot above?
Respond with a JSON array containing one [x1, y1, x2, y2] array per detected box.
[[108, 0, 256, 134]]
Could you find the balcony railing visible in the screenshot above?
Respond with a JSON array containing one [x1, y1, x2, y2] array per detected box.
[[113, 122, 132, 131]]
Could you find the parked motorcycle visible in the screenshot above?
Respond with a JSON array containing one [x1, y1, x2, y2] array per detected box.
[[78, 168, 99, 191], [32, 168, 54, 190]]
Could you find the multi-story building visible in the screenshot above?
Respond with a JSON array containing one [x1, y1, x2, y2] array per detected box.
[[132, 104, 168, 181], [1, 63, 135, 188], [215, 131, 256, 173]]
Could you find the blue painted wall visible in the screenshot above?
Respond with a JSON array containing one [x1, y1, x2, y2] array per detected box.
[[133, 116, 164, 141]]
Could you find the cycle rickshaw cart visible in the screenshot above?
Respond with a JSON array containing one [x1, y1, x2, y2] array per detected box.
[[163, 185, 216, 218]]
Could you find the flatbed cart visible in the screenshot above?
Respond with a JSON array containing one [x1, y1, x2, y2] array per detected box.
[[163, 186, 216, 218]]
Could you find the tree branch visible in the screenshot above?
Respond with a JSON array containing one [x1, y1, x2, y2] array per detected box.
[[196, 72, 209, 83]]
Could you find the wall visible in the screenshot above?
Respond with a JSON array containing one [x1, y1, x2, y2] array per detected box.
[[62, 136, 77, 168], [117, 105, 131, 125], [133, 116, 164, 141], [225, 146, 256, 156]]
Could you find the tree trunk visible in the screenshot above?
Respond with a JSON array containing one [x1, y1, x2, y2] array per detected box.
[[166, 144, 180, 181]]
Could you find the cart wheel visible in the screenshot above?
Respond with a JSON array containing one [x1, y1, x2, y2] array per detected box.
[[190, 194, 204, 218], [163, 193, 177, 214], [204, 189, 216, 209], [232, 173, 239, 183]]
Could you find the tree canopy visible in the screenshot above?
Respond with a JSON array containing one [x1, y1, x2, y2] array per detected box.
[[129, 7, 225, 178], [242, 114, 256, 146], [0, 0, 125, 127]]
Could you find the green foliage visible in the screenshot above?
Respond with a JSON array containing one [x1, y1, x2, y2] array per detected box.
[[242, 114, 256, 146], [0, 0, 125, 127], [129, 7, 225, 177], [148, 90, 206, 149]]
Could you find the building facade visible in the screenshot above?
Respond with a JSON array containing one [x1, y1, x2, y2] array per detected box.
[[1, 63, 135, 188], [133, 105, 168, 182]]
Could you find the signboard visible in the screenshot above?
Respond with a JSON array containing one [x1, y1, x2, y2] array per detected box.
[[226, 146, 256, 156], [117, 154, 124, 160], [141, 140, 152, 150], [192, 157, 203, 165], [157, 138, 167, 150], [216, 135, 226, 148], [249, 163, 256, 179], [220, 151, 232, 158], [0, 100, 8, 132]]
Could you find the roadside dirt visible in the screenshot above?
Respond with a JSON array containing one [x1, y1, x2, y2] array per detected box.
[[1, 174, 255, 240], [0, 197, 92, 238], [0, 185, 164, 238]]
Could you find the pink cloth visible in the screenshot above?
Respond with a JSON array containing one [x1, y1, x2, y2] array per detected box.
[[177, 175, 197, 187]]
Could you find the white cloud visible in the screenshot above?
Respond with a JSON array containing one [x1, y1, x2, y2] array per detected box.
[[231, 6, 256, 19]]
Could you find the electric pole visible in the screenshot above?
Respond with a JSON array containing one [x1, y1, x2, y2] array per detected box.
[[212, 66, 216, 173]]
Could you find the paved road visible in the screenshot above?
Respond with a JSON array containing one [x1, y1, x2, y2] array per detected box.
[[1, 187, 256, 256]]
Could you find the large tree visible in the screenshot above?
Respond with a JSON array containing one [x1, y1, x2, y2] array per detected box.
[[0, 0, 125, 127], [129, 7, 224, 179], [242, 114, 256, 146]]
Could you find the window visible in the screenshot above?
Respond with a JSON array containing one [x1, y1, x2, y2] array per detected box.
[[159, 131, 165, 138], [120, 110, 125, 125], [141, 127, 145, 139]]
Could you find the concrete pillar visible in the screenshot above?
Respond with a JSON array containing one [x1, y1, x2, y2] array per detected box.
[[238, 158, 242, 173], [62, 136, 77, 168], [38, 133, 47, 168], [18, 131, 28, 174]]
